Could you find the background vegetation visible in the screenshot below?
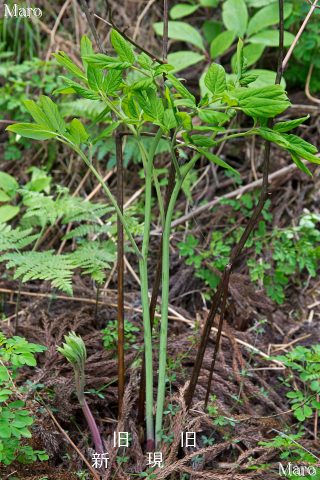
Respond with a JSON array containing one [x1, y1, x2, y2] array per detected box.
[[0, 1, 319, 479]]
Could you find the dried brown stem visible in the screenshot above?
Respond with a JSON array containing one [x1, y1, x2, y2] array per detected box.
[[185, 0, 285, 409], [94, 12, 164, 65], [162, 0, 169, 63], [78, 0, 106, 53], [282, 0, 319, 71], [116, 134, 125, 414]]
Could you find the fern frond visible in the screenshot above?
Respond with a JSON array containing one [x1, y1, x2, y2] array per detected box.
[[60, 99, 107, 120], [22, 191, 60, 226], [69, 241, 116, 284], [1, 251, 74, 295], [21, 189, 113, 227], [63, 223, 111, 241], [0, 224, 39, 252], [62, 201, 113, 224]]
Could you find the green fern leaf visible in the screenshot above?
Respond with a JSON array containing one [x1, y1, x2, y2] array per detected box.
[[0, 224, 39, 252], [63, 223, 111, 241], [69, 241, 116, 284], [1, 251, 74, 295]]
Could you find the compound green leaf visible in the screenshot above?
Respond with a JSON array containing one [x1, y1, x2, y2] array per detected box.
[[232, 85, 290, 117]]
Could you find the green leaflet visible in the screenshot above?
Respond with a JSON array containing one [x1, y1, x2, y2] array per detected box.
[[24, 96, 66, 133], [39, 96, 66, 134], [53, 51, 86, 81], [190, 134, 216, 147], [231, 44, 265, 71], [255, 127, 291, 148], [56, 77, 100, 100], [199, 148, 238, 173], [198, 110, 230, 124], [94, 121, 121, 143], [0, 172, 19, 196], [210, 30, 235, 59], [103, 70, 122, 95], [231, 85, 290, 118], [247, 2, 292, 36], [170, 3, 199, 19], [248, 30, 295, 47], [68, 119, 89, 145], [284, 134, 320, 164], [135, 88, 164, 123], [80, 35, 94, 72], [204, 63, 227, 95], [82, 54, 131, 70], [274, 116, 309, 133], [167, 51, 205, 73], [291, 153, 312, 177], [166, 74, 196, 102], [0, 205, 20, 223], [153, 21, 205, 52], [222, 0, 248, 37], [23, 100, 50, 127], [255, 127, 320, 172], [87, 65, 104, 91], [110, 29, 135, 65], [6, 123, 58, 140]]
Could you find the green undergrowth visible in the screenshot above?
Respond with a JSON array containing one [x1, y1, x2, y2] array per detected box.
[[178, 195, 320, 304]]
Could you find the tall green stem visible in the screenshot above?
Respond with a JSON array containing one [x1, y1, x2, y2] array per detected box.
[[137, 129, 163, 447], [155, 154, 200, 445], [69, 143, 141, 258]]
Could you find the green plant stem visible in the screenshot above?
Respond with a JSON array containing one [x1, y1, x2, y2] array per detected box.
[[68, 142, 141, 258], [137, 128, 163, 447], [155, 153, 200, 445], [153, 170, 165, 227]]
